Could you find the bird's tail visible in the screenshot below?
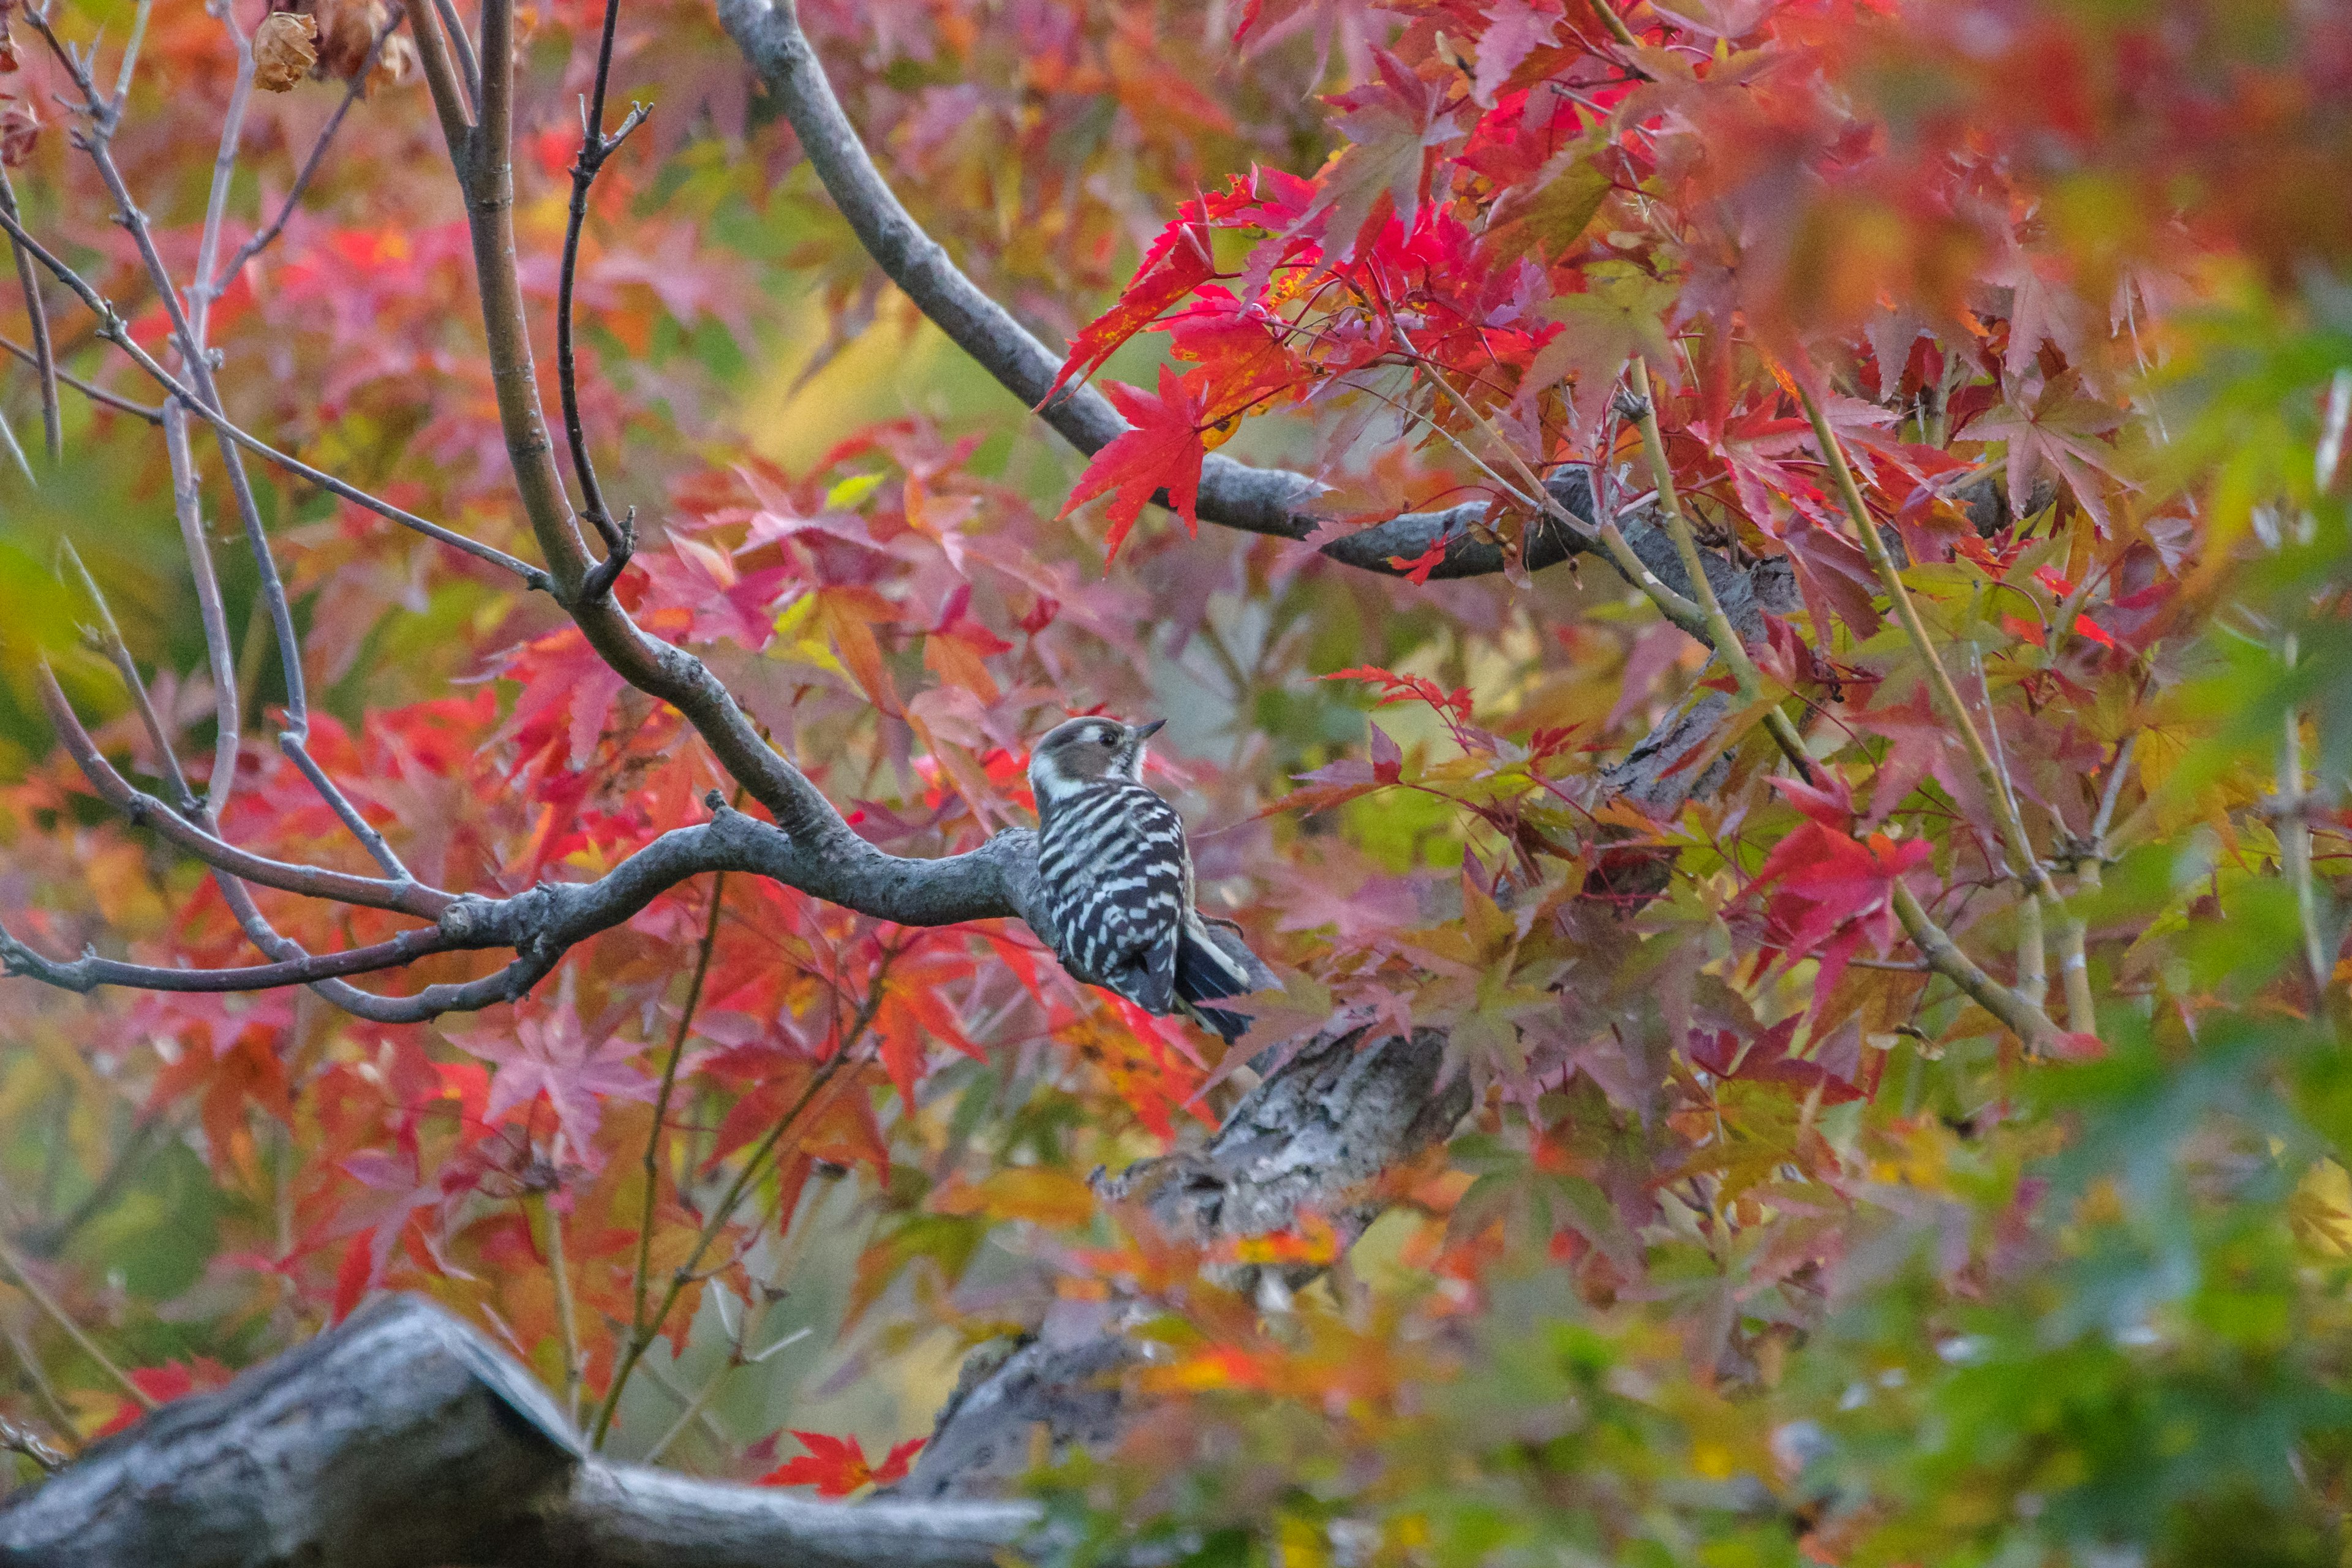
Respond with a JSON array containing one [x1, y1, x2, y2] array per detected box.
[[1173, 916, 1262, 1044]]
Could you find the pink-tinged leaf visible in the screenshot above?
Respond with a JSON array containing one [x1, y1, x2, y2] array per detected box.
[[1473, 0, 1559, 104], [1312, 50, 1460, 261], [1057, 364, 1210, 560], [445, 998, 654, 1157], [2034, 565, 2075, 597], [1767, 769, 1856, 832], [1368, 721, 1403, 784]]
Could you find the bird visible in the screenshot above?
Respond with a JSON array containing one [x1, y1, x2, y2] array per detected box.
[[1028, 715, 1261, 1043]]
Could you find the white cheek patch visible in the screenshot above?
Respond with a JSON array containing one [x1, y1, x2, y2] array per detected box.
[[1030, 753, 1086, 805]]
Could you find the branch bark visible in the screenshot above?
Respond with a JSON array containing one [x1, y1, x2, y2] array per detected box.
[[0, 1293, 1037, 1568]]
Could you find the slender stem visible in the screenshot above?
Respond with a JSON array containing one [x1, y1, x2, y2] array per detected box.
[[537, 1187, 583, 1423], [15, 1114, 172, 1258], [59, 539, 197, 811], [1966, 635, 2043, 1007], [0, 1224, 153, 1413], [614, 867, 728, 1436], [1803, 383, 2040, 880], [1589, 0, 1645, 54], [164, 401, 242, 827], [1891, 881, 2059, 1054], [589, 956, 892, 1447], [558, 0, 652, 600], [0, 170, 61, 461], [641, 1289, 774, 1465], [2280, 636, 2331, 995], [208, 15, 398, 297], [1630, 357, 1815, 779], [0, 207, 543, 582], [34, 663, 456, 920], [1, 1317, 78, 1453], [1802, 381, 2070, 1048], [432, 0, 483, 123], [189, 16, 257, 347], [110, 0, 156, 112], [0, 337, 159, 423]]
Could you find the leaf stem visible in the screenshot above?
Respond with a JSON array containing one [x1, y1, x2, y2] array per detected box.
[[1802, 380, 2070, 1047], [536, 1185, 583, 1423], [2280, 636, 2331, 995], [590, 951, 893, 1447], [0, 1223, 153, 1414], [1630, 358, 1815, 779], [614, 867, 729, 1433]]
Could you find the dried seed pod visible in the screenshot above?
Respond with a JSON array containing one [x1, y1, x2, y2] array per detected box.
[[253, 11, 320, 92]]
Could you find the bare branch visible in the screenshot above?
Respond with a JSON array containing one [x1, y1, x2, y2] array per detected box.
[[34, 663, 456, 922], [0, 1292, 1040, 1568], [0, 921, 472, 993], [559, 0, 652, 601], [0, 169, 61, 461], [0, 336, 161, 423]]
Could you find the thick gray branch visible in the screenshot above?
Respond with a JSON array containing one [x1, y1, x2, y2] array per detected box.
[[0, 1293, 1036, 1568]]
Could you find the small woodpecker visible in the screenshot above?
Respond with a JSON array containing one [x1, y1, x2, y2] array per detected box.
[[1028, 716, 1261, 1042]]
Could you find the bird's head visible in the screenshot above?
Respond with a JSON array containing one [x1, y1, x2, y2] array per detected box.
[[1029, 715, 1163, 805]]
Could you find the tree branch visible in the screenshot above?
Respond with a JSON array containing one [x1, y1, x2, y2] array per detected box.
[[0, 1292, 1039, 1568], [558, 0, 650, 601], [712, 0, 1602, 582]]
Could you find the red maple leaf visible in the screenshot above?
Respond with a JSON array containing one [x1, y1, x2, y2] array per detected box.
[[96, 1358, 236, 1438], [1042, 221, 1219, 407], [759, 1430, 925, 1496], [1058, 364, 1211, 561]]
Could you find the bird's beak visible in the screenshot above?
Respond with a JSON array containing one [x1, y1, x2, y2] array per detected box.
[[1131, 718, 1167, 740]]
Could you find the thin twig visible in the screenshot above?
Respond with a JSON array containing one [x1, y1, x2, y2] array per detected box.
[[1891, 881, 2058, 1054], [590, 953, 894, 1447], [431, 0, 483, 124], [0, 337, 159, 423], [1796, 383, 2060, 1053], [0, 1317, 78, 1455], [32, 663, 456, 920], [0, 206, 545, 583], [2280, 635, 2331, 995], [0, 1411, 65, 1472], [1800, 381, 2069, 1049], [1629, 356, 1815, 780], [537, 1185, 584, 1424], [208, 13, 402, 296], [558, 0, 651, 601], [15, 1115, 175, 1258], [59, 538, 197, 810], [0, 170, 61, 460], [188, 4, 255, 347], [0, 1222, 154, 1414], [614, 866, 728, 1446]]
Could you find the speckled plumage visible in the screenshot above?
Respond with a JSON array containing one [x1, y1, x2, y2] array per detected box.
[[1029, 717, 1257, 1041]]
